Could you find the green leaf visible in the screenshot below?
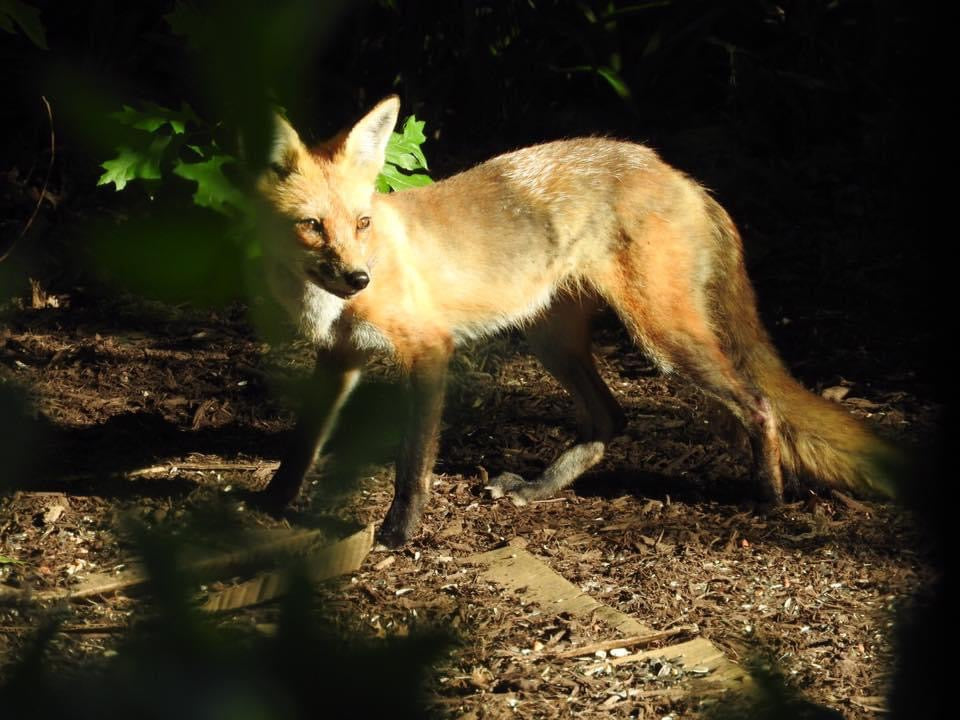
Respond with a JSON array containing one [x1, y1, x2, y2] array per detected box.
[[384, 147, 420, 171], [111, 101, 199, 135], [397, 115, 429, 168], [378, 114, 432, 192], [384, 115, 429, 173], [377, 164, 432, 192], [602, 2, 673, 21], [0, 0, 48, 49], [98, 135, 173, 190], [389, 140, 428, 170], [400, 115, 427, 144], [551, 64, 633, 101], [0, 554, 23, 565], [596, 66, 631, 99], [172, 155, 246, 214]]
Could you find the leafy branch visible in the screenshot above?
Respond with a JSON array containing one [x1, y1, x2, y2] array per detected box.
[[97, 102, 432, 215]]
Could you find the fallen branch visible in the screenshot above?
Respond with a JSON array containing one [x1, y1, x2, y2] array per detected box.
[[51, 460, 280, 485], [553, 624, 700, 658], [126, 461, 279, 478], [830, 489, 873, 514], [583, 637, 727, 675], [0, 624, 127, 634]]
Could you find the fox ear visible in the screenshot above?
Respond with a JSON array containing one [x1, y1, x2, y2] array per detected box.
[[269, 115, 305, 177], [341, 95, 400, 183]]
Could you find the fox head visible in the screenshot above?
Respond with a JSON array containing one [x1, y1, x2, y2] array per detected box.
[[258, 96, 399, 300]]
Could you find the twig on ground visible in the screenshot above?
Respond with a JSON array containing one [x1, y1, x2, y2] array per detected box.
[[553, 624, 700, 659]]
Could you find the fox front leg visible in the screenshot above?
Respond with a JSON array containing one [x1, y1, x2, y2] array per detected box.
[[257, 348, 362, 511], [378, 351, 449, 548]]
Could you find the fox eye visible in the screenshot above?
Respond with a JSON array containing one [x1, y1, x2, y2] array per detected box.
[[270, 162, 291, 180], [357, 216, 371, 231], [297, 218, 324, 236]]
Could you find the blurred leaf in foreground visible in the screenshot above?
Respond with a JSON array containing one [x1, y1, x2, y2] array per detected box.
[[0, 0, 47, 49]]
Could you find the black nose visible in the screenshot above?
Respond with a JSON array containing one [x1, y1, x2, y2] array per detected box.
[[345, 270, 370, 291]]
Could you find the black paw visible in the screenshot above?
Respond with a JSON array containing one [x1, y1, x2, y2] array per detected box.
[[377, 498, 423, 548], [376, 523, 410, 549]]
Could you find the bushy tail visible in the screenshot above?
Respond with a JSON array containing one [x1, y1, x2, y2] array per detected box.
[[758, 357, 901, 499], [702, 194, 902, 500]]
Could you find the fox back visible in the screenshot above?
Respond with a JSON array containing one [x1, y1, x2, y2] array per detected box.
[[259, 100, 729, 368]]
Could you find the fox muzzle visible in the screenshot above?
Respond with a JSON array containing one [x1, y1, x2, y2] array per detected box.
[[344, 270, 370, 292], [304, 255, 370, 298]]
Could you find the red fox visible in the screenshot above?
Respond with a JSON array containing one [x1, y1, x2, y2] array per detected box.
[[255, 95, 899, 547]]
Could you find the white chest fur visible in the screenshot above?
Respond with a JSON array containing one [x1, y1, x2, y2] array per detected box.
[[299, 283, 346, 346]]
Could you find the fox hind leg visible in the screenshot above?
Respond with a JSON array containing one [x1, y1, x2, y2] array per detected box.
[[605, 249, 786, 503], [668, 340, 786, 503], [487, 293, 626, 505]]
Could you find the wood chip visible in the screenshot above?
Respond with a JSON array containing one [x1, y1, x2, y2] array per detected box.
[[821, 386, 851, 402], [374, 556, 396, 571]]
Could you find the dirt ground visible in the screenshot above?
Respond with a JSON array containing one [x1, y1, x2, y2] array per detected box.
[[0, 290, 940, 718]]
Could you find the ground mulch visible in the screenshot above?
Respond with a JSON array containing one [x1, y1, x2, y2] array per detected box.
[[0, 294, 939, 718]]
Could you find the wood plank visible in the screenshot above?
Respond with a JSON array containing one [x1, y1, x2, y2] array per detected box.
[[464, 543, 751, 695], [2, 526, 373, 606], [201, 524, 375, 611], [466, 544, 651, 635]]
